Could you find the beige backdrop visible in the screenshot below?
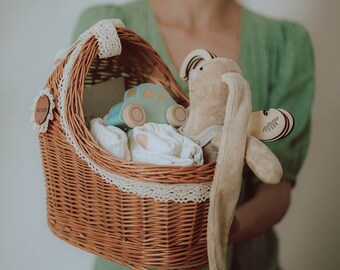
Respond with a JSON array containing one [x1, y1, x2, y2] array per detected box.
[[0, 0, 339, 269]]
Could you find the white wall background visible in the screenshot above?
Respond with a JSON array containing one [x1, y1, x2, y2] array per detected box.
[[1, 0, 339, 269]]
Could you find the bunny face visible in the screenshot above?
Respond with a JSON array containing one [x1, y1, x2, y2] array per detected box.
[[187, 58, 242, 107]]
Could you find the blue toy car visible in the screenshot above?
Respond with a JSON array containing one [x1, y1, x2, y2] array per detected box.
[[104, 83, 188, 128]]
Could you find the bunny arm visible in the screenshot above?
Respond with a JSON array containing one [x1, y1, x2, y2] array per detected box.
[[211, 134, 283, 185], [245, 135, 282, 184], [211, 107, 293, 147]]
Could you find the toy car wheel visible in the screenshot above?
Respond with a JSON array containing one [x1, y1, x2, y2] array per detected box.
[[166, 104, 188, 127], [122, 103, 146, 128]]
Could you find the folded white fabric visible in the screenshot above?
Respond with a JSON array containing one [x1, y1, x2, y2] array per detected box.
[[129, 123, 203, 166], [90, 118, 131, 161]]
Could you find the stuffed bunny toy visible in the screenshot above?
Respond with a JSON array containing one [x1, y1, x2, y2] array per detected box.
[[179, 49, 293, 270]]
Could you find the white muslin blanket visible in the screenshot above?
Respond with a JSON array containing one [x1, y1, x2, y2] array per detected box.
[[90, 118, 131, 160], [129, 123, 203, 166]]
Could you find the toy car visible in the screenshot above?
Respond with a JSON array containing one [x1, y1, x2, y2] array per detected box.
[[104, 83, 188, 128]]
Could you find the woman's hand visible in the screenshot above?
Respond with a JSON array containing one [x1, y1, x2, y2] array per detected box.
[[228, 179, 292, 244], [229, 215, 241, 243]]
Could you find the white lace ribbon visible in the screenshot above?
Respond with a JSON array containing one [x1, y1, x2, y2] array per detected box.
[[54, 19, 125, 65], [56, 20, 212, 203]]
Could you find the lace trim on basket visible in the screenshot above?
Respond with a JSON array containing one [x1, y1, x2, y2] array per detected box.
[[57, 20, 212, 203], [54, 19, 124, 65]]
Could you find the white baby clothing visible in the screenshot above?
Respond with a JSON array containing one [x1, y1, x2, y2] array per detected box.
[[129, 123, 203, 166], [90, 118, 131, 160]]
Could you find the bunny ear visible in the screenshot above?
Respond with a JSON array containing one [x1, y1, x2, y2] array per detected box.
[[179, 49, 217, 81]]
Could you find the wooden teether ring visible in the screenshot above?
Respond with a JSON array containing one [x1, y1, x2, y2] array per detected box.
[[248, 109, 292, 142], [278, 109, 295, 138]]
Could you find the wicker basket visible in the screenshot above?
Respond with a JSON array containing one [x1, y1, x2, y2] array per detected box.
[[37, 21, 215, 269]]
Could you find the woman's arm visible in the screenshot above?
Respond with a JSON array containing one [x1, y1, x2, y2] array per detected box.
[[229, 179, 292, 243]]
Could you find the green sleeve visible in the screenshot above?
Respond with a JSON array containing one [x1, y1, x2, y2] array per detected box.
[[72, 5, 124, 42], [268, 22, 315, 183]]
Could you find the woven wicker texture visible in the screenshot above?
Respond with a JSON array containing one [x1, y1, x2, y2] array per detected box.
[[39, 28, 215, 269]]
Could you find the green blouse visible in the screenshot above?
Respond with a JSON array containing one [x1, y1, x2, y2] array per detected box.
[[72, 0, 315, 269]]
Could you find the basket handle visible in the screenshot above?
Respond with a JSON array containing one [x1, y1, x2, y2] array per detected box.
[[54, 19, 125, 66]]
